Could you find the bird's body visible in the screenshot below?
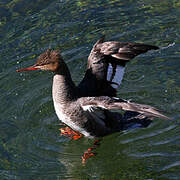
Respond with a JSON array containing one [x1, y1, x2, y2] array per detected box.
[[17, 36, 169, 139]]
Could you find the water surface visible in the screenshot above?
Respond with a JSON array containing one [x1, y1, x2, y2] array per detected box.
[[0, 0, 180, 179]]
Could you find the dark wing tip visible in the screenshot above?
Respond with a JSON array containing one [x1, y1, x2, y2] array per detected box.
[[147, 45, 159, 50], [155, 46, 159, 50]]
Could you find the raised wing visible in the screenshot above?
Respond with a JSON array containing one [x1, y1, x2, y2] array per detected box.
[[77, 36, 159, 97]]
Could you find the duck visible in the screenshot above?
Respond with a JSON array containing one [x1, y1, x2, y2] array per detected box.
[[17, 36, 169, 163]]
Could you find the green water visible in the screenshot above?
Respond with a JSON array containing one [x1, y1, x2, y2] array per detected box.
[[0, 0, 180, 179]]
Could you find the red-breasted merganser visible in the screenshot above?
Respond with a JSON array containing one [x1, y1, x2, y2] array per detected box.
[[17, 36, 169, 163]]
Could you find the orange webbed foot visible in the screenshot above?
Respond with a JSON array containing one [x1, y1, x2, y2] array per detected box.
[[81, 139, 102, 164], [82, 148, 96, 164], [59, 127, 83, 140]]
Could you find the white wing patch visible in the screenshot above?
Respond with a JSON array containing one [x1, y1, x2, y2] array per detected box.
[[107, 63, 113, 81], [107, 64, 125, 89], [82, 105, 94, 112]]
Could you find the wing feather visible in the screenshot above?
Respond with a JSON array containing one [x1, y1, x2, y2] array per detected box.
[[80, 97, 170, 120]]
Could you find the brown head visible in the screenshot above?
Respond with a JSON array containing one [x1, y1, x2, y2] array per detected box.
[[16, 49, 62, 72]]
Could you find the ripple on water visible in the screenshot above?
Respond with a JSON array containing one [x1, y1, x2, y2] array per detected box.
[[161, 161, 180, 171], [129, 152, 180, 158], [120, 124, 177, 144]]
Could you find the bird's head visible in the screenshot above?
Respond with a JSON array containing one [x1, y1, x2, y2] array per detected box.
[[17, 49, 62, 72]]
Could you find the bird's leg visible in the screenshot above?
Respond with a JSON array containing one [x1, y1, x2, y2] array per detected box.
[[82, 139, 102, 164], [59, 127, 83, 140]]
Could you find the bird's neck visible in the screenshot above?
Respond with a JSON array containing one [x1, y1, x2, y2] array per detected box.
[[52, 62, 77, 106]]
